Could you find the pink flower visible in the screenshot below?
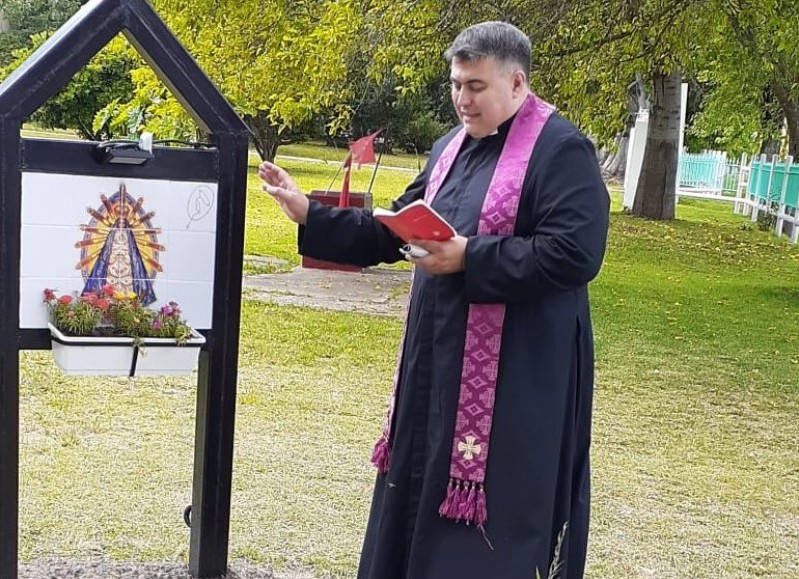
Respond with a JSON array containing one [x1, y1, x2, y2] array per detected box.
[[151, 318, 162, 330], [81, 293, 97, 304], [58, 295, 73, 305]]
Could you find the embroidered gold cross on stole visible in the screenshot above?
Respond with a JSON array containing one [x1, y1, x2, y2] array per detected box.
[[457, 436, 482, 460]]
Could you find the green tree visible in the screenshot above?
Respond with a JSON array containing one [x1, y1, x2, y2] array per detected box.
[[0, 0, 83, 66], [533, 0, 712, 220], [537, 0, 799, 217], [714, 0, 799, 158], [105, 0, 365, 161], [1, 33, 136, 139], [342, 74, 449, 154]]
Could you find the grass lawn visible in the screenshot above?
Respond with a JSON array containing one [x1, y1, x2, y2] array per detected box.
[[243, 154, 415, 274], [20, 124, 77, 140], [277, 140, 426, 172], [20, 124, 426, 171], [18, 158, 799, 577]]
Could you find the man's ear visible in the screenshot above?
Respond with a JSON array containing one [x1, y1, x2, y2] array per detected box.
[[512, 70, 527, 95]]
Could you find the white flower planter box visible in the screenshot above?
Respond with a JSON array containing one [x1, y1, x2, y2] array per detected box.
[[48, 323, 205, 377]]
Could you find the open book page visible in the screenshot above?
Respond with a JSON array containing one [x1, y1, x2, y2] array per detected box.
[[373, 199, 457, 242]]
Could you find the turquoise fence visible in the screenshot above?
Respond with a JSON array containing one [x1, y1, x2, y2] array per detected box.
[[678, 151, 742, 199], [747, 157, 799, 210], [740, 154, 799, 244], [676, 150, 798, 243], [679, 151, 727, 194]]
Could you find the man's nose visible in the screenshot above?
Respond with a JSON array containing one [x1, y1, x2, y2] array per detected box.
[[456, 88, 470, 108]]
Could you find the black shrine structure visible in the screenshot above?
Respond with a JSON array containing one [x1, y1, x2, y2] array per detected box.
[[0, 0, 250, 577]]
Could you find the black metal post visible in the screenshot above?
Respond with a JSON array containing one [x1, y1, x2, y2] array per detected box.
[[188, 133, 249, 578], [1, 3, 251, 576], [0, 116, 22, 579]]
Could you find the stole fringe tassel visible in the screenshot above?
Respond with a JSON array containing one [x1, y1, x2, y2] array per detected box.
[[438, 478, 488, 526], [371, 436, 391, 473]]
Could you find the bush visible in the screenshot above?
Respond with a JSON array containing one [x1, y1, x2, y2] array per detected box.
[[400, 111, 447, 154]]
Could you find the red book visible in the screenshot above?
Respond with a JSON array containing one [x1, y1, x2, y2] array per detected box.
[[374, 200, 457, 242]]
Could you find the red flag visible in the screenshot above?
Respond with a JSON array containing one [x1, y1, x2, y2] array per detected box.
[[348, 130, 381, 169]]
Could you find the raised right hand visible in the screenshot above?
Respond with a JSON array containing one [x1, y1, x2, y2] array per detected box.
[[257, 161, 310, 225]]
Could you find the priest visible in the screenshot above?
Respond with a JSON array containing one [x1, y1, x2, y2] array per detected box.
[[258, 20, 610, 579]]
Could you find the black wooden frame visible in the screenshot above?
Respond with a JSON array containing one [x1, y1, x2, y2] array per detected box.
[[0, 0, 250, 577]]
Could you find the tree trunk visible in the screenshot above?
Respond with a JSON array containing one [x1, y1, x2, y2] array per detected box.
[[631, 70, 682, 220], [602, 132, 629, 180], [244, 111, 280, 162], [786, 105, 799, 158], [771, 81, 799, 158], [759, 138, 780, 157]]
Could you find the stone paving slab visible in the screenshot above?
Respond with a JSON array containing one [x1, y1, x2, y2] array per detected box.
[[243, 266, 410, 317]]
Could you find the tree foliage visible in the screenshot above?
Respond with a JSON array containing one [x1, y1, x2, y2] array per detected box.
[[0, 1, 135, 140], [0, 0, 83, 65], [100, 0, 366, 160], [705, 0, 799, 158], [0, 33, 136, 140], [4, 0, 799, 199]]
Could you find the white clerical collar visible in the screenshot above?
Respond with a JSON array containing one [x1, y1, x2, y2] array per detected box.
[[474, 128, 499, 142]]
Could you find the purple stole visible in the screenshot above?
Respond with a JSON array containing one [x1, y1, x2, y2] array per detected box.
[[371, 94, 555, 529]]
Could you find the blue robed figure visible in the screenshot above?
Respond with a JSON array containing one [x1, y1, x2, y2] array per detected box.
[[79, 185, 159, 306]]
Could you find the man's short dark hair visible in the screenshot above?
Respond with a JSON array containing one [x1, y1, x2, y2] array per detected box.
[[444, 21, 531, 80]]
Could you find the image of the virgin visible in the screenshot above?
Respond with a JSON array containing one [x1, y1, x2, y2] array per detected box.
[[79, 185, 159, 305]]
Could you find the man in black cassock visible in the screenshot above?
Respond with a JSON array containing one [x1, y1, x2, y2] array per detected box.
[[259, 21, 609, 579]]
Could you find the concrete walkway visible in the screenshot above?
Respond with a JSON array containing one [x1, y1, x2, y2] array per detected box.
[[243, 263, 410, 317]]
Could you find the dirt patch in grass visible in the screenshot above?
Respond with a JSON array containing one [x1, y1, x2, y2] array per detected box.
[[19, 559, 320, 579]]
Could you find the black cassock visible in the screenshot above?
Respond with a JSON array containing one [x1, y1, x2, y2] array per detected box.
[[299, 113, 609, 579]]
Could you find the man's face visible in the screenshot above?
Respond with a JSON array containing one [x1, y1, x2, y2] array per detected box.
[[450, 56, 525, 138]]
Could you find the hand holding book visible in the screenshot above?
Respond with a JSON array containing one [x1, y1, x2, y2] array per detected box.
[[374, 200, 457, 258], [373, 200, 457, 245]]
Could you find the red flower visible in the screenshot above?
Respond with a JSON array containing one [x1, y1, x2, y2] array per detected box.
[[43, 288, 56, 302], [102, 284, 115, 297], [81, 293, 97, 304], [96, 299, 109, 311], [58, 295, 73, 305]]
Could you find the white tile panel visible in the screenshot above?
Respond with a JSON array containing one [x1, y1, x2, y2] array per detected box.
[[20, 172, 218, 329]]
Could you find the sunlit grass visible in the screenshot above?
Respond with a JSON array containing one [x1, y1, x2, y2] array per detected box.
[[244, 156, 417, 264], [278, 140, 426, 172]]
